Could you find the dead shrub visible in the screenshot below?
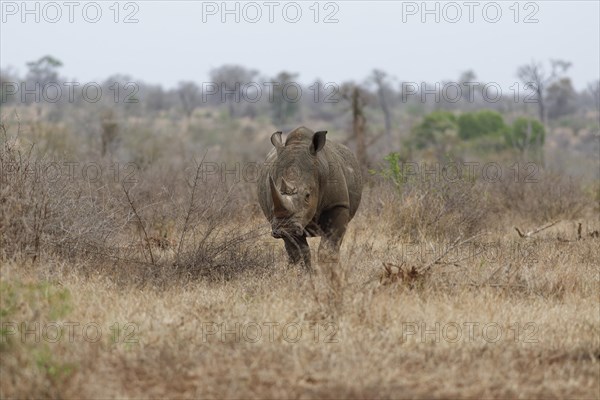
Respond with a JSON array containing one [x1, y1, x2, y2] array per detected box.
[[363, 177, 490, 241], [0, 121, 127, 263], [490, 167, 589, 223], [1, 119, 273, 284]]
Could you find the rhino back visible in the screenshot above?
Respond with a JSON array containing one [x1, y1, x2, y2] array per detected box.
[[320, 141, 363, 218]]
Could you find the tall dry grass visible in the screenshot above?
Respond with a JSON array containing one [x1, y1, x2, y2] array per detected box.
[[1, 117, 599, 399]]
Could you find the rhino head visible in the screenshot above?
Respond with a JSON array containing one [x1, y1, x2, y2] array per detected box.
[[268, 130, 327, 239]]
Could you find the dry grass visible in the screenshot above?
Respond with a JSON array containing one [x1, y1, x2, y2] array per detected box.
[[1, 119, 599, 399]]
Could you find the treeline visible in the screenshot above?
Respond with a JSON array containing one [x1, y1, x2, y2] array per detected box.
[[1, 56, 599, 174], [2, 56, 598, 126]]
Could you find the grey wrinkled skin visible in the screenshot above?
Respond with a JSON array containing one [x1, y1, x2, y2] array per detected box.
[[257, 126, 363, 270]]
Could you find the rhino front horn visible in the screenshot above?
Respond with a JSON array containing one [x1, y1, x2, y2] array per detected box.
[[269, 175, 291, 215]]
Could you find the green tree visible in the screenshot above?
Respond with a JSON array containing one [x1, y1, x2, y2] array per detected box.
[[505, 117, 545, 153], [24, 55, 63, 111], [410, 111, 458, 155], [457, 110, 507, 140], [270, 71, 300, 125], [26, 55, 63, 85]]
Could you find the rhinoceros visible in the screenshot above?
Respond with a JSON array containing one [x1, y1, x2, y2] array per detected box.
[[257, 126, 363, 269]]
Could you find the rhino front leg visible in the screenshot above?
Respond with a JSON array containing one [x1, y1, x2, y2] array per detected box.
[[317, 206, 350, 264], [283, 236, 312, 270]]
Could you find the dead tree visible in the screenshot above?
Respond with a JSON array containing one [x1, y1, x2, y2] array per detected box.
[[100, 109, 118, 156], [371, 69, 393, 148], [342, 84, 370, 171], [517, 59, 571, 125]]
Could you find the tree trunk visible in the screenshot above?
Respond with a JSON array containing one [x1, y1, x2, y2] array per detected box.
[[537, 86, 545, 126], [352, 87, 367, 170], [380, 95, 392, 148]]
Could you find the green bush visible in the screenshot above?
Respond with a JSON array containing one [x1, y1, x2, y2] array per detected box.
[[369, 152, 405, 192], [410, 111, 458, 150], [457, 110, 508, 140], [505, 117, 545, 151]]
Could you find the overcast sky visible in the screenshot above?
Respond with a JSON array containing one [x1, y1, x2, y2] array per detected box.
[[1, 1, 599, 90]]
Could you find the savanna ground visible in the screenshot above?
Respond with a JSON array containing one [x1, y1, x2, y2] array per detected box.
[[1, 112, 599, 399]]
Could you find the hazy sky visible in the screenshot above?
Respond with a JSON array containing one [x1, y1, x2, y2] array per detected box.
[[1, 1, 599, 90]]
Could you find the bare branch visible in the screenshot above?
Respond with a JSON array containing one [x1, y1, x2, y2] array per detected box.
[[418, 232, 485, 274], [175, 150, 208, 265], [514, 220, 559, 238], [123, 184, 155, 265]]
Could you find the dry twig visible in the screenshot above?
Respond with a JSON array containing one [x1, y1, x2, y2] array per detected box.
[[175, 151, 208, 265], [515, 220, 559, 238], [123, 185, 155, 265]]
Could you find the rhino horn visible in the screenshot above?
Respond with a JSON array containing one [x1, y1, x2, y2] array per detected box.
[[270, 175, 291, 215], [280, 177, 294, 194]]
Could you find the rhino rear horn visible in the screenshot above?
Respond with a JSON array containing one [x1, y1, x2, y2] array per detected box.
[[269, 175, 290, 215], [310, 131, 327, 155], [280, 177, 294, 194]]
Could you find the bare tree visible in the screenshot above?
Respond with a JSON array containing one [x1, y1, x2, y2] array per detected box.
[[517, 59, 571, 125], [546, 77, 576, 120], [209, 65, 258, 117], [100, 109, 119, 156], [177, 81, 200, 119], [369, 69, 394, 148], [457, 70, 480, 109], [144, 84, 169, 112], [0, 67, 19, 105], [587, 80, 600, 113], [342, 83, 370, 170]]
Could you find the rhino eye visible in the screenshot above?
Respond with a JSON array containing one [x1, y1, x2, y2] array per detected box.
[[304, 192, 311, 202]]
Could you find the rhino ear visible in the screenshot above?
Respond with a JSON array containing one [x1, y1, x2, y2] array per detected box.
[[310, 131, 327, 155], [271, 131, 283, 151]]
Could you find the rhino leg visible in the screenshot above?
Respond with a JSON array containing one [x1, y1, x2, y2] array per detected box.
[[283, 236, 312, 270], [317, 206, 350, 264]]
